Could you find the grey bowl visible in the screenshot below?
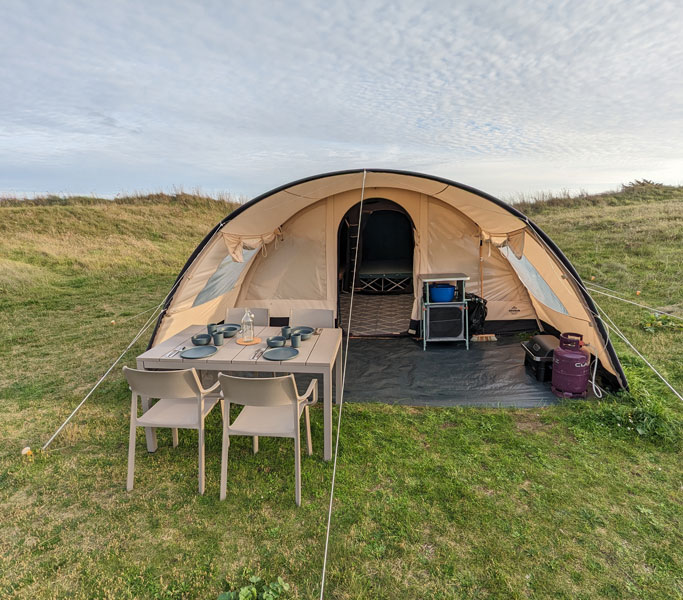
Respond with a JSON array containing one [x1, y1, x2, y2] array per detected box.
[[291, 326, 314, 340], [216, 324, 240, 338], [192, 333, 212, 346], [266, 335, 286, 348]]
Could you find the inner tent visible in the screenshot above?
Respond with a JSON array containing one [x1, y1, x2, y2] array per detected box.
[[338, 199, 415, 336]]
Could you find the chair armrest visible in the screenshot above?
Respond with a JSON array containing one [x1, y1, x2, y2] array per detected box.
[[201, 380, 222, 396], [298, 378, 318, 406]]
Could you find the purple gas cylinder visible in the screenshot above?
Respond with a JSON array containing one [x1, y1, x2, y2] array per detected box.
[[551, 332, 590, 398]]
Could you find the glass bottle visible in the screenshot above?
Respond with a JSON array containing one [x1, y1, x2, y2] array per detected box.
[[241, 308, 254, 343]]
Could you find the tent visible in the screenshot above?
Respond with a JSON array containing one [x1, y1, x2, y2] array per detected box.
[[148, 169, 626, 391]]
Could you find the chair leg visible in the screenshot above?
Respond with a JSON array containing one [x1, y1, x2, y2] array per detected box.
[[294, 434, 301, 507], [253, 436, 259, 454], [198, 426, 205, 495], [172, 428, 179, 448], [127, 423, 137, 492], [220, 407, 229, 501], [141, 396, 158, 453], [304, 406, 312, 456]]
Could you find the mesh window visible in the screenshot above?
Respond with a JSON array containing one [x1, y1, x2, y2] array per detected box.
[[193, 248, 258, 307], [500, 246, 568, 315]]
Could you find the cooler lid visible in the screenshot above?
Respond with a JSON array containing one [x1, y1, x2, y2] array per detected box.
[[528, 334, 560, 357]]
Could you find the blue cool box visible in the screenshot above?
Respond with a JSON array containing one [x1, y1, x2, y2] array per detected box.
[[429, 284, 455, 302]]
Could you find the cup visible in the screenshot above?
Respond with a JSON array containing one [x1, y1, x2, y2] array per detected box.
[[212, 331, 224, 346], [281, 326, 292, 339], [207, 323, 217, 335], [290, 333, 301, 348]]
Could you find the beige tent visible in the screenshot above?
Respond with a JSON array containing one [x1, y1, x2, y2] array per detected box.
[[149, 169, 626, 389]]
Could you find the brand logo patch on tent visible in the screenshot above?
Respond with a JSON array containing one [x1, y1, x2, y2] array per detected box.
[[509, 306, 521, 314]]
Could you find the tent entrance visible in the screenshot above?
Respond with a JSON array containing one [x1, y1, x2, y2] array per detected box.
[[338, 199, 414, 295], [338, 199, 415, 337]]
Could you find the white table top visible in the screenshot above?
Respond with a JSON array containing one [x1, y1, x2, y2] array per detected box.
[[137, 325, 342, 370], [418, 272, 470, 282]]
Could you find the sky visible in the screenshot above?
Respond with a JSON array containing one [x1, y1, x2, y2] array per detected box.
[[1, 0, 682, 201]]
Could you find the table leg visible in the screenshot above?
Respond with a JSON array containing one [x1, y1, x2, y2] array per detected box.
[[141, 396, 158, 452], [465, 303, 469, 350], [323, 368, 332, 461], [335, 352, 342, 404]]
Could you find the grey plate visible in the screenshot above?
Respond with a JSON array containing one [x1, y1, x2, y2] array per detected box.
[[262, 347, 299, 361], [180, 345, 218, 359], [291, 326, 314, 340]]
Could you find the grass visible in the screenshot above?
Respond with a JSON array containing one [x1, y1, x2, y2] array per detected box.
[[1, 189, 682, 599]]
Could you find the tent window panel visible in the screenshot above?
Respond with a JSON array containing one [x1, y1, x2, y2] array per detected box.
[[499, 247, 568, 315], [192, 248, 258, 307]]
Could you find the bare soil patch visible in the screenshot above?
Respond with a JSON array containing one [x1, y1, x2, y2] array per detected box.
[[513, 412, 552, 434]]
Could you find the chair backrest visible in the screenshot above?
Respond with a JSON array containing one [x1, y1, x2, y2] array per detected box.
[[226, 307, 269, 327], [218, 374, 298, 407], [290, 308, 335, 328], [123, 366, 203, 399]]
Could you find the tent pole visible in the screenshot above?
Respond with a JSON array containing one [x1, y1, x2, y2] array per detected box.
[[479, 232, 484, 297]]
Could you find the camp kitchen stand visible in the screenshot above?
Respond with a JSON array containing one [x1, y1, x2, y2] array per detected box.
[[420, 273, 470, 351], [136, 325, 342, 461]]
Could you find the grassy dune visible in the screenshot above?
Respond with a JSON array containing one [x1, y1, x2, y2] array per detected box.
[[0, 188, 681, 599]]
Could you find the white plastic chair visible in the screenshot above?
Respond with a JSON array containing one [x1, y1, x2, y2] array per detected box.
[[123, 366, 222, 495], [289, 308, 335, 328], [226, 307, 270, 326], [218, 374, 318, 506]]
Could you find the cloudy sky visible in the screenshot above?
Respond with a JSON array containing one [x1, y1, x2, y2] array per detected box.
[[1, 0, 682, 200]]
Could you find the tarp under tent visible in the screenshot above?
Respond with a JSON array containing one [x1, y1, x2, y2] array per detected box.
[[148, 169, 627, 393]]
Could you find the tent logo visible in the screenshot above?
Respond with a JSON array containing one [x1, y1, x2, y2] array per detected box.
[[509, 306, 521, 314]]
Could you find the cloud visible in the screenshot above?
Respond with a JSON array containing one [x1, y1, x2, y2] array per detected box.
[[1, 0, 682, 197]]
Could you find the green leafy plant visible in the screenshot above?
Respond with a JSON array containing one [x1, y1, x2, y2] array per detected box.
[[218, 575, 290, 600], [566, 388, 682, 448], [640, 312, 683, 333]]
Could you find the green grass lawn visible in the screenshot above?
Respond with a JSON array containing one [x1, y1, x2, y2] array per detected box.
[[1, 188, 681, 599]]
